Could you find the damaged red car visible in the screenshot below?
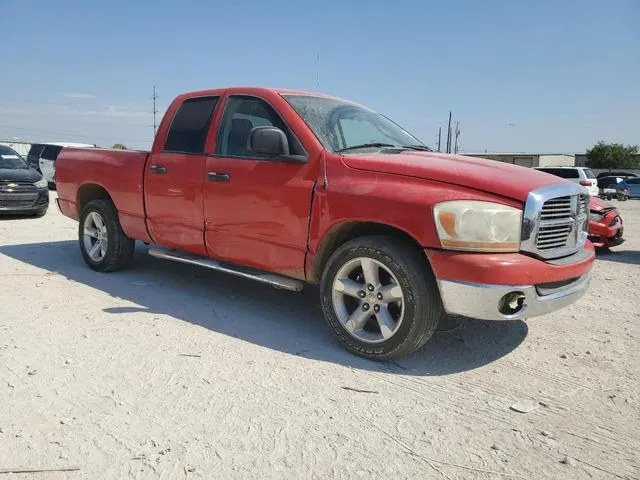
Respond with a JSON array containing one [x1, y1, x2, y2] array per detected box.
[[588, 197, 624, 249]]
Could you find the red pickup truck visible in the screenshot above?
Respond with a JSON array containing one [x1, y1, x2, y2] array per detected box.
[[56, 87, 595, 360]]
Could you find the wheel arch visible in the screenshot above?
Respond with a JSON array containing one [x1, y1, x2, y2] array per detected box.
[[308, 221, 427, 283], [76, 183, 112, 216]]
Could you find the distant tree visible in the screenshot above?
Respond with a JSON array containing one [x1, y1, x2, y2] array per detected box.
[[112, 143, 127, 150], [586, 142, 639, 170]]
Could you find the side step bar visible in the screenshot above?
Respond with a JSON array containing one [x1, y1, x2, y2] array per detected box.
[[148, 247, 304, 292]]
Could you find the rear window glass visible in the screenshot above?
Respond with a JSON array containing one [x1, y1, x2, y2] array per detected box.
[[27, 144, 45, 159], [537, 168, 579, 179], [584, 169, 596, 179], [164, 96, 219, 153], [626, 178, 640, 184], [40, 145, 63, 160], [598, 177, 620, 186]]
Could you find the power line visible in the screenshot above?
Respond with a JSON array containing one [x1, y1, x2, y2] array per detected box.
[[445, 111, 452, 153], [0, 123, 148, 144]]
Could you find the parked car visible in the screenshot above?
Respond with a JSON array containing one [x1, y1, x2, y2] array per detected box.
[[54, 87, 595, 360], [588, 197, 624, 248], [533, 166, 599, 196], [26, 142, 96, 185], [597, 176, 630, 201], [596, 171, 639, 179], [625, 177, 640, 199], [0, 145, 49, 216]]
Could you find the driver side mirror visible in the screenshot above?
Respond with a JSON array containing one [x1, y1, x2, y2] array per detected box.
[[248, 126, 290, 157]]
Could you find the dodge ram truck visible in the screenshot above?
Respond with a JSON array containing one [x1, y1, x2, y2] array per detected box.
[[55, 87, 595, 360]]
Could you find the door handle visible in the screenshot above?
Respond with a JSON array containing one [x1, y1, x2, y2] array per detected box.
[[150, 165, 167, 174], [208, 172, 230, 182]]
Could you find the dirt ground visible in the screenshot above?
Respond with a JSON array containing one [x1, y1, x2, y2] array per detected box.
[[0, 193, 638, 480]]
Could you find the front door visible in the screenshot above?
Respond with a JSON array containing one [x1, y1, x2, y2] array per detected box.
[[144, 96, 219, 256], [203, 95, 317, 279]]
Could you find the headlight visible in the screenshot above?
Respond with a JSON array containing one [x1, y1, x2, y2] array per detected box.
[[34, 178, 47, 188], [433, 200, 522, 252], [589, 211, 603, 222]]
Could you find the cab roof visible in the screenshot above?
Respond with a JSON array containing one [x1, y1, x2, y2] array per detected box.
[[177, 86, 348, 102]]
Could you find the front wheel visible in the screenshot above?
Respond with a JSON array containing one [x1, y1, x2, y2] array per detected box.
[[320, 235, 443, 360], [79, 199, 135, 272]]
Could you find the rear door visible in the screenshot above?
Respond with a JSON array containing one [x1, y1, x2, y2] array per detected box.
[[39, 145, 63, 183], [144, 96, 220, 256]]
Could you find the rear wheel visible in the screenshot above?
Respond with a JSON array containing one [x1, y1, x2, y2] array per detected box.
[[79, 199, 135, 272], [320, 235, 443, 360]]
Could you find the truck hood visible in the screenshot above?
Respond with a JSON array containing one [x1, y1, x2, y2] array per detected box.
[[341, 151, 567, 202]]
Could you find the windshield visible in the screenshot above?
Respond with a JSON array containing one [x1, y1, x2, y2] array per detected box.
[[282, 94, 425, 153], [0, 146, 28, 169]]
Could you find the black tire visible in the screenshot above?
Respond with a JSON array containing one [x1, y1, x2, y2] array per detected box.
[[34, 209, 47, 217], [320, 235, 443, 360], [78, 199, 135, 272]]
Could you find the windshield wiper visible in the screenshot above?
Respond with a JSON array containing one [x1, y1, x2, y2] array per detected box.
[[400, 145, 432, 151], [335, 143, 396, 153]]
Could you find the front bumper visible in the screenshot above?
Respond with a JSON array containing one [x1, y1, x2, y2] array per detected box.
[[437, 273, 592, 320], [426, 246, 595, 321], [588, 213, 624, 248], [0, 189, 49, 213]]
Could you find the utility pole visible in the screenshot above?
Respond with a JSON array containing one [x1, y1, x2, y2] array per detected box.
[[445, 111, 452, 153], [454, 122, 460, 154], [314, 52, 320, 89], [437, 127, 442, 152], [152, 86, 159, 137]]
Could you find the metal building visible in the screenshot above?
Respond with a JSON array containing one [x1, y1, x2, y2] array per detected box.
[[462, 153, 575, 168]]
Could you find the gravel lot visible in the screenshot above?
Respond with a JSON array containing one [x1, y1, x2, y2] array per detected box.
[[0, 193, 638, 480]]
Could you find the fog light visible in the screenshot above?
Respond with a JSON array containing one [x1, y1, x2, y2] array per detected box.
[[498, 291, 526, 316]]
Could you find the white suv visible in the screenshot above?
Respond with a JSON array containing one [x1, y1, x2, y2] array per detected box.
[[533, 166, 599, 196], [27, 142, 96, 186]]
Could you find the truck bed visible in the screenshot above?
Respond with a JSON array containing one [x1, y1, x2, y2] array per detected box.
[[55, 147, 150, 241]]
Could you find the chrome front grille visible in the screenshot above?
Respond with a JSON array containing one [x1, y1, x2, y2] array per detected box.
[[521, 183, 589, 260], [540, 196, 572, 220], [537, 224, 573, 250]]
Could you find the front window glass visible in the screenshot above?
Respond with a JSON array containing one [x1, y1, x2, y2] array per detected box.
[[216, 96, 304, 157], [282, 94, 425, 153]]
